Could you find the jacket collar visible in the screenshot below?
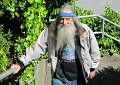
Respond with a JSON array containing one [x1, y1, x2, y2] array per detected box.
[[79, 27, 88, 42]]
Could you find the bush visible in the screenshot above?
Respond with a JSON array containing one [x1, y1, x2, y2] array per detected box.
[[0, 25, 12, 72]]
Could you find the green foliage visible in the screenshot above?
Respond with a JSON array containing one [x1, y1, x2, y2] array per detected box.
[[0, 25, 12, 73], [12, 0, 48, 84], [0, 49, 8, 72], [0, 0, 13, 72], [1, 0, 48, 84], [15, 3, 48, 55], [104, 7, 120, 25], [101, 7, 120, 55], [103, 7, 120, 40], [98, 38, 119, 56]]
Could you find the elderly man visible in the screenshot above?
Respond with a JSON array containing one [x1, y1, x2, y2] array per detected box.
[[11, 5, 100, 85]]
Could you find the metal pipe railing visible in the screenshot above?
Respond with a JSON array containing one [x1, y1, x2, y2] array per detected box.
[[0, 68, 16, 80], [76, 15, 120, 29], [26, 66, 37, 85], [104, 33, 120, 43], [19, 78, 22, 85], [93, 32, 102, 35], [102, 19, 105, 39], [98, 15, 120, 29]]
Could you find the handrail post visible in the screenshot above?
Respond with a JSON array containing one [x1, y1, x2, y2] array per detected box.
[[102, 19, 105, 39], [19, 78, 22, 85], [35, 59, 51, 85], [26, 65, 37, 85]]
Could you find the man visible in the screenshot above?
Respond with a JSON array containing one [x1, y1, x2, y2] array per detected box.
[[11, 5, 100, 85]]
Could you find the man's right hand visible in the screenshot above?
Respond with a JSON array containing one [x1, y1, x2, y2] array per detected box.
[[11, 64, 21, 74]]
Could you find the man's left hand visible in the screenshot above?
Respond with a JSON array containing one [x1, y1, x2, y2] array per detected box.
[[89, 70, 96, 79]]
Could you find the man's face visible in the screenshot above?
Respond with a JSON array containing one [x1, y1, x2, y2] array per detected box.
[[59, 17, 74, 28], [56, 17, 76, 51]]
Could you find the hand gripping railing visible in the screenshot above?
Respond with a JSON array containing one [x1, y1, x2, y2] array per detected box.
[[0, 68, 16, 80]]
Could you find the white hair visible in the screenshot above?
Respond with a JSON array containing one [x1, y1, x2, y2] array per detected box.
[[56, 23, 76, 51], [60, 4, 76, 14]]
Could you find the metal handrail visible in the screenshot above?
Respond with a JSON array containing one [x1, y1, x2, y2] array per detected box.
[[76, 15, 120, 28], [0, 68, 16, 80]]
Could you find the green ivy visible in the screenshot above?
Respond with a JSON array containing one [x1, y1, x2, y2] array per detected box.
[[0, 24, 12, 73]]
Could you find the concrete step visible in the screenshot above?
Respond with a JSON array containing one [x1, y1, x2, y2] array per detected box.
[[97, 53, 120, 71]]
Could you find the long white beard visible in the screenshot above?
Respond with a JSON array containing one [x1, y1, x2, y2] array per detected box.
[[56, 23, 76, 51]]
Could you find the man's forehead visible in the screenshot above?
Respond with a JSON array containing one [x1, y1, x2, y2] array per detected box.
[[60, 16, 73, 19]]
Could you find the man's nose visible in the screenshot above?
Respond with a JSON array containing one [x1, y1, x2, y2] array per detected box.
[[63, 19, 67, 25]]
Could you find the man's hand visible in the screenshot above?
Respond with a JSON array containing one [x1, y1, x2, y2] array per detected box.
[[89, 70, 96, 79], [11, 64, 21, 74]]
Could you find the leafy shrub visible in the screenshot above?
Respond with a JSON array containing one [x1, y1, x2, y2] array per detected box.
[[0, 25, 12, 73]]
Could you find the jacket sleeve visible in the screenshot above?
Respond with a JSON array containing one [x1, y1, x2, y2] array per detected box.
[[19, 28, 48, 66], [88, 26, 100, 69]]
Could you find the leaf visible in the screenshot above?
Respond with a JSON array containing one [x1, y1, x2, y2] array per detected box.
[[28, 0, 34, 4]]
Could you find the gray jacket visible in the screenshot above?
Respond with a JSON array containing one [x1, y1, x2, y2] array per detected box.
[[20, 23, 100, 76]]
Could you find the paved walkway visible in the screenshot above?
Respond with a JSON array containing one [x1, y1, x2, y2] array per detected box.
[[75, 0, 120, 15]]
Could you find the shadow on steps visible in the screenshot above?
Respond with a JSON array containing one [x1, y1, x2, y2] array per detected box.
[[87, 66, 120, 85]]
